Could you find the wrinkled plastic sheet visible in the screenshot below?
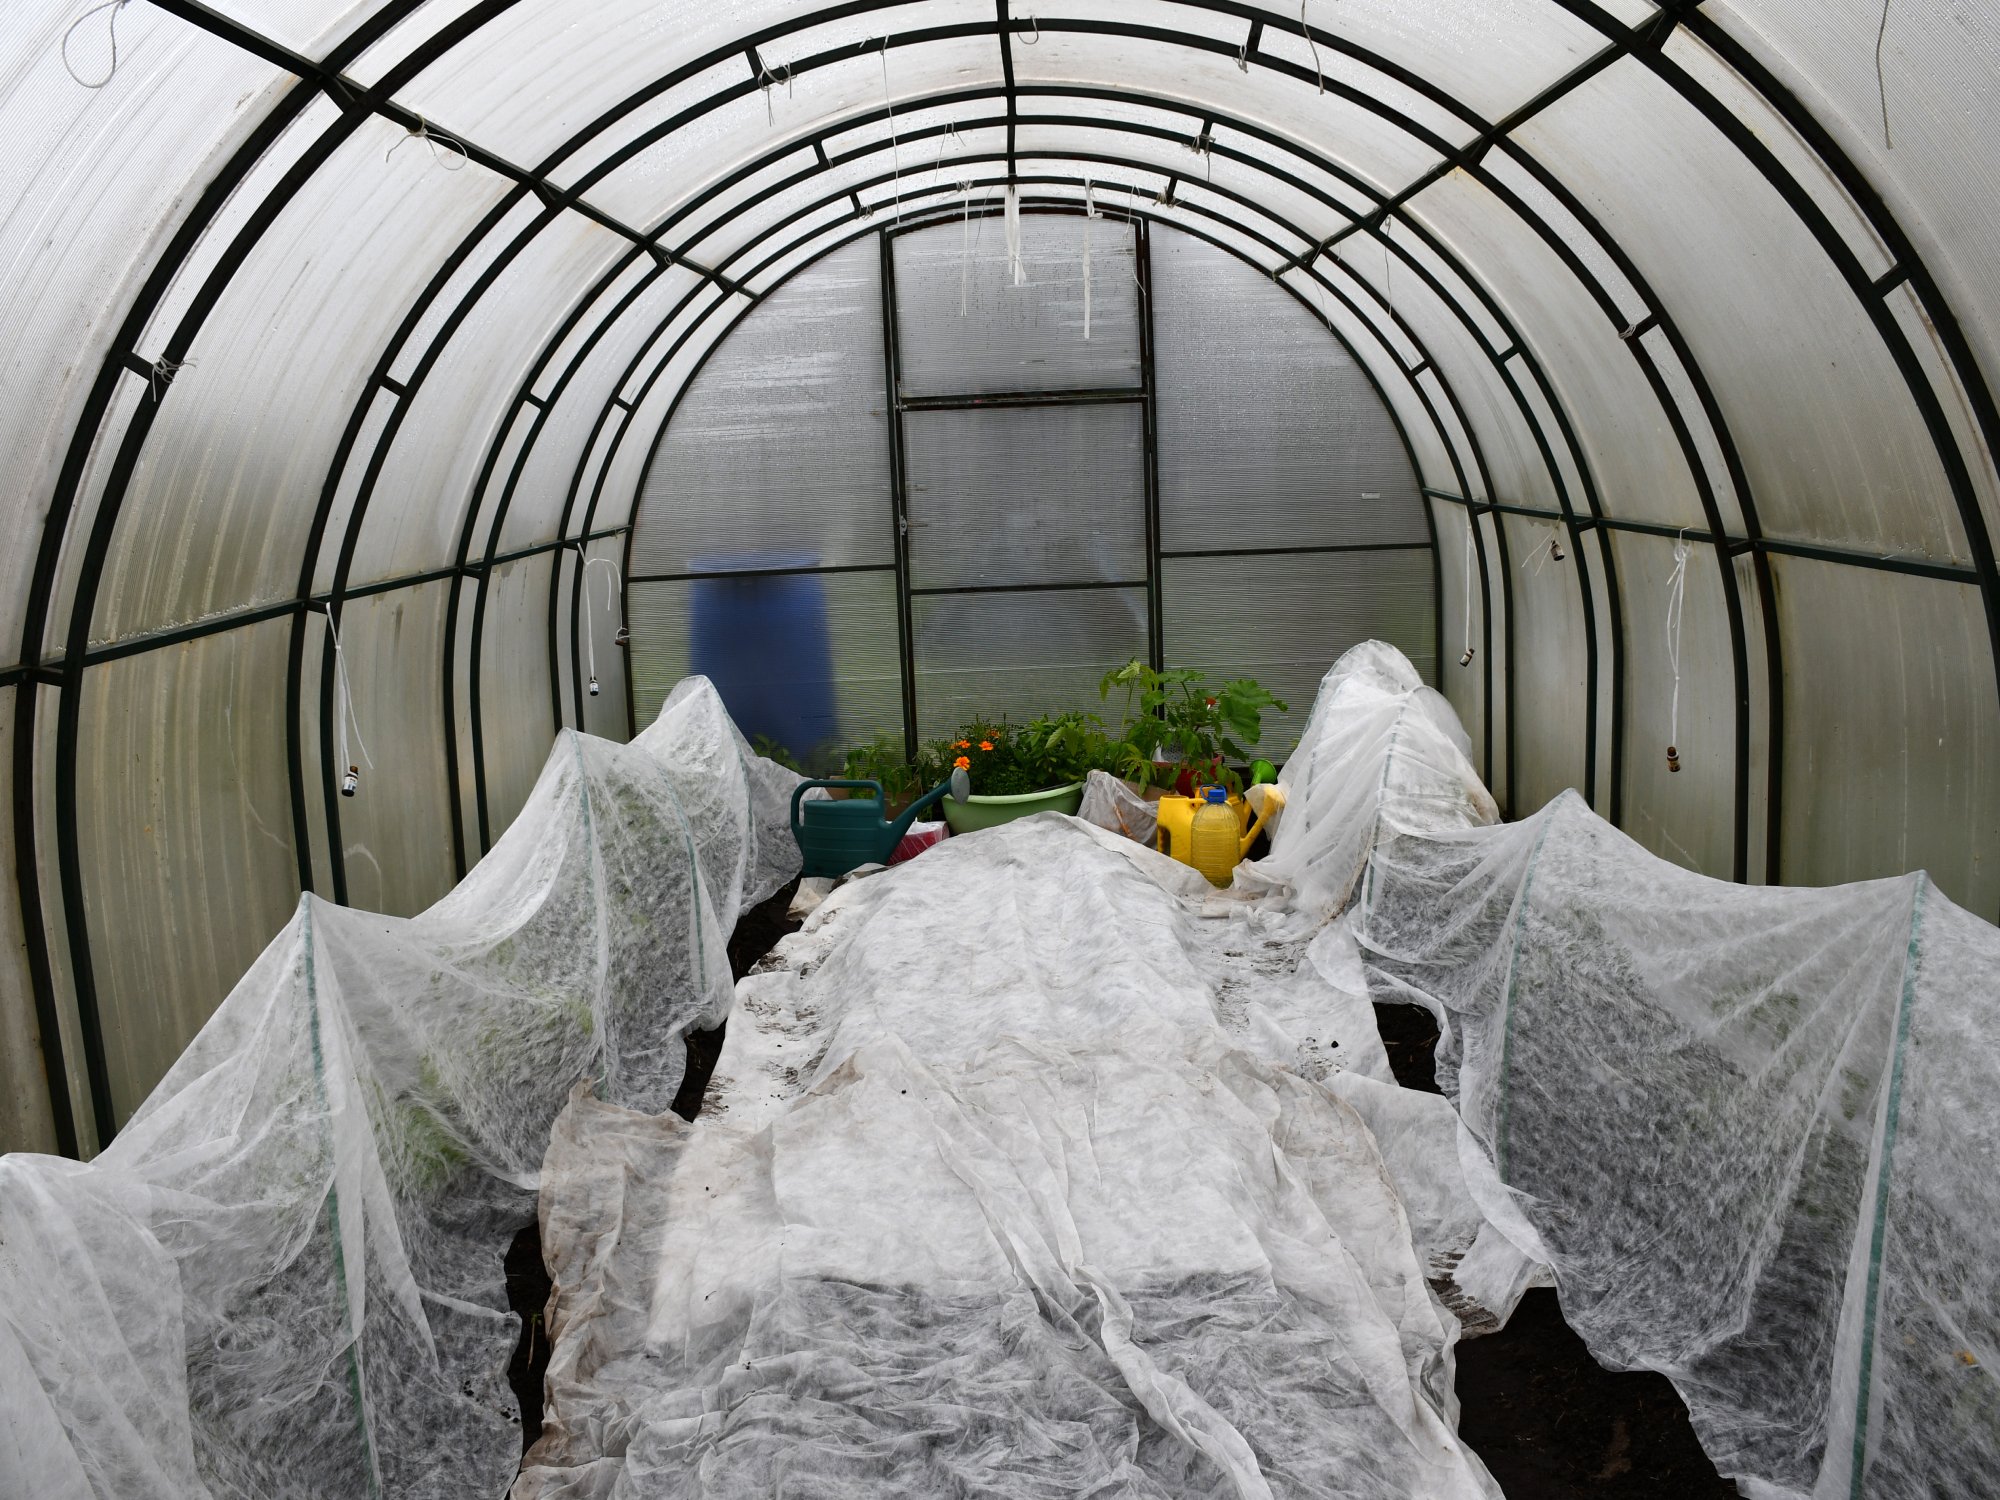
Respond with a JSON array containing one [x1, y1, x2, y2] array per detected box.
[[1360, 789, 2000, 1499], [0, 678, 801, 1500], [517, 796, 1505, 1498]]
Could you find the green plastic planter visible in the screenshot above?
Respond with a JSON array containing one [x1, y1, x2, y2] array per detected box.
[[940, 782, 1084, 835]]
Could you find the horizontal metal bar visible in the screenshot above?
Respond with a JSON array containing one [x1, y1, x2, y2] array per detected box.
[[899, 387, 1147, 411], [1423, 489, 1980, 583], [0, 526, 629, 678], [1158, 542, 1433, 560], [629, 562, 898, 585], [906, 579, 1147, 596]]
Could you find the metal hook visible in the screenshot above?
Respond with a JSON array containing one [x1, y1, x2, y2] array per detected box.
[[1017, 15, 1039, 44]]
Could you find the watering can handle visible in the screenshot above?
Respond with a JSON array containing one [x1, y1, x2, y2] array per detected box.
[[790, 779, 884, 843], [1237, 785, 1286, 856]]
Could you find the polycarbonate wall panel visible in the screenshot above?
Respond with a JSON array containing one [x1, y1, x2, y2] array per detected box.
[[76, 619, 302, 1126], [1610, 532, 1736, 880], [893, 215, 1140, 395], [632, 239, 888, 577], [1407, 171, 1714, 532], [326, 581, 459, 919], [1515, 57, 1971, 561], [912, 587, 1148, 740], [475, 552, 558, 845], [904, 405, 1146, 588], [1152, 233, 1427, 552], [92, 120, 515, 644], [1162, 550, 1435, 758], [1499, 514, 1590, 818], [627, 572, 904, 765], [0, 691, 56, 1155], [0, 11, 284, 655], [1772, 558, 1999, 917], [346, 213, 640, 586]]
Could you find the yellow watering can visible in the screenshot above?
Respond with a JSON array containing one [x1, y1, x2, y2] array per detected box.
[[1155, 784, 1284, 886]]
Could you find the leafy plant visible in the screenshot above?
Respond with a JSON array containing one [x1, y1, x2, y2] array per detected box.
[[750, 734, 804, 773], [841, 733, 920, 798], [1099, 659, 1286, 794]]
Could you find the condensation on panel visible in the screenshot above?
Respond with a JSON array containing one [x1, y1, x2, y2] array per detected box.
[[91, 114, 513, 644], [1610, 531, 1737, 882], [893, 215, 1141, 396], [76, 618, 302, 1126], [0, 10, 285, 657], [1515, 59, 1969, 562], [627, 572, 904, 767], [911, 588, 1148, 740], [323, 581, 459, 919], [475, 553, 558, 850], [632, 239, 890, 577], [0, 689, 58, 1155], [1161, 549, 1435, 761], [1499, 513, 1590, 819], [1151, 230, 1427, 552], [904, 405, 1146, 589], [1772, 558, 1999, 919]]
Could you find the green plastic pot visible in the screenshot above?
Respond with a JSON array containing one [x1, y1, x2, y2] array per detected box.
[[940, 782, 1084, 835]]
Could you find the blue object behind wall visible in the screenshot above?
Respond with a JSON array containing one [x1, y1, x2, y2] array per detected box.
[[689, 555, 837, 763]]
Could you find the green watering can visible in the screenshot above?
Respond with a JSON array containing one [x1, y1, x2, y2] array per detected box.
[[790, 768, 970, 879]]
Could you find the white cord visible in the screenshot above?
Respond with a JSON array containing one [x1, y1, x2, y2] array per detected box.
[[1520, 523, 1561, 575], [61, 0, 130, 89], [386, 115, 468, 171], [326, 610, 374, 777], [1875, 0, 1895, 150], [1461, 514, 1476, 664], [1301, 0, 1325, 96], [1665, 532, 1691, 764], [581, 555, 623, 693], [880, 40, 902, 222], [1082, 180, 1098, 340], [1004, 185, 1026, 287]]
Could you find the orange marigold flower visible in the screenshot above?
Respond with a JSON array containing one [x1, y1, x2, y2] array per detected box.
[[978, 740, 994, 751], [953, 754, 971, 770], [955, 740, 970, 749]]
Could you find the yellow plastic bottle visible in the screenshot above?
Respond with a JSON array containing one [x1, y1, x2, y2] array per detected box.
[[1188, 785, 1241, 888]]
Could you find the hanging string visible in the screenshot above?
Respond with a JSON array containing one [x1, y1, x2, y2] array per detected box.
[[326, 609, 375, 796], [1464, 516, 1480, 668], [581, 555, 623, 699], [1300, 0, 1325, 96], [147, 356, 192, 403], [1016, 14, 1039, 44], [1664, 531, 1691, 772], [385, 115, 468, 171], [1520, 523, 1564, 575], [1004, 185, 1026, 287], [1082, 180, 1099, 340], [879, 38, 903, 222], [1874, 0, 1895, 150], [1237, 38, 1251, 73], [62, 0, 131, 88]]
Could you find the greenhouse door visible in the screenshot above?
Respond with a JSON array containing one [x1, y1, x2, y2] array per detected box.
[[885, 212, 1160, 746]]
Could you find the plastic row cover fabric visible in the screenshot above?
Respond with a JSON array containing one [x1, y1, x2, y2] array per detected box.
[[0, 678, 802, 1500], [1359, 789, 2000, 1499], [517, 813, 1504, 1499], [1236, 641, 1498, 927]]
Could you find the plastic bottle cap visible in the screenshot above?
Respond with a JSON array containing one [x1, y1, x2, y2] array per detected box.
[[1204, 785, 1228, 803]]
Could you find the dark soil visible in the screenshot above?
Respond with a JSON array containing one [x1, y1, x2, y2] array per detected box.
[[505, 878, 804, 1455], [1374, 1001, 1741, 1499]]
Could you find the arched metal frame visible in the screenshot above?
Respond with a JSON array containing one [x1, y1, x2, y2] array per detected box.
[[7, 0, 1996, 1156]]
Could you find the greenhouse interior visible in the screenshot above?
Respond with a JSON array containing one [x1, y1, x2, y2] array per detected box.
[[2, 1, 1996, 1497]]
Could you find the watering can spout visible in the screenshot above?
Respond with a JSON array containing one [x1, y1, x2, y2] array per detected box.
[[887, 766, 970, 844]]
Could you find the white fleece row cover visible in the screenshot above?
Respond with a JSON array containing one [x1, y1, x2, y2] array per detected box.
[[515, 646, 1512, 1498], [0, 679, 803, 1500]]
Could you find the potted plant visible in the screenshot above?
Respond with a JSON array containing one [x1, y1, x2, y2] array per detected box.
[[1099, 660, 1285, 795], [923, 712, 1116, 834]]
